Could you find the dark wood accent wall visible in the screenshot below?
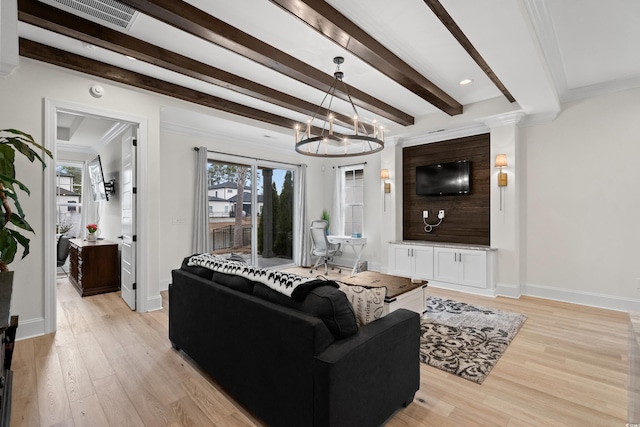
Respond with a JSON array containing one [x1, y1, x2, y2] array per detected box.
[[403, 134, 490, 245]]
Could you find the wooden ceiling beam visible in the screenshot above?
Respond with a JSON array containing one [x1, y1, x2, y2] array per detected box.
[[16, 0, 367, 132], [116, 0, 414, 126], [270, 0, 463, 116], [18, 39, 334, 137], [422, 0, 516, 103]]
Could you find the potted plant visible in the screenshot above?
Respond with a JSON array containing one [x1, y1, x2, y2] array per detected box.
[[86, 223, 98, 241], [0, 129, 52, 283], [321, 209, 330, 235]]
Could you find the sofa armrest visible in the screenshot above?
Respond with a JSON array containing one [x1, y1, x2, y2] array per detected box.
[[313, 309, 420, 427]]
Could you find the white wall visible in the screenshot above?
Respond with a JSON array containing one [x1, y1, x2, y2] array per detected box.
[[522, 88, 640, 309], [98, 136, 122, 243]]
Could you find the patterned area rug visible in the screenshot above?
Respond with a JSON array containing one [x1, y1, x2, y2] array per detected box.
[[420, 296, 527, 384]]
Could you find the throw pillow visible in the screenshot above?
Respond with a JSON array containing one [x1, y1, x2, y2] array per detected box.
[[337, 282, 387, 326], [301, 285, 358, 339]]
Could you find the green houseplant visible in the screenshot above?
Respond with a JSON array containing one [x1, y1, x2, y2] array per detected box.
[[0, 129, 52, 273], [321, 209, 330, 234]]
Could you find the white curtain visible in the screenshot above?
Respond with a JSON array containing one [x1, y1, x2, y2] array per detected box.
[[331, 166, 345, 236], [79, 161, 98, 239], [294, 164, 309, 266], [192, 147, 209, 254]]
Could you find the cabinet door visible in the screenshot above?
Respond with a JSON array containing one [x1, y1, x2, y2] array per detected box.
[[433, 248, 459, 283], [412, 246, 434, 280], [459, 250, 487, 288], [388, 245, 412, 277]]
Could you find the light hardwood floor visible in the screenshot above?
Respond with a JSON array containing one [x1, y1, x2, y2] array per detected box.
[[11, 272, 629, 426]]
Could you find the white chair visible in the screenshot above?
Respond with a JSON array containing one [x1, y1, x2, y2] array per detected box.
[[309, 220, 342, 274]]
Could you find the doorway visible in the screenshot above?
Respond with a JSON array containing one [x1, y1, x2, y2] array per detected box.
[[44, 99, 149, 334]]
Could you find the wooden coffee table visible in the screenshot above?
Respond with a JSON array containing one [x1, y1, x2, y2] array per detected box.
[[341, 271, 428, 315]]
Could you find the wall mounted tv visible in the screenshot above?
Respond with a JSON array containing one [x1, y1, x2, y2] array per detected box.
[[416, 160, 470, 196], [88, 155, 109, 202]]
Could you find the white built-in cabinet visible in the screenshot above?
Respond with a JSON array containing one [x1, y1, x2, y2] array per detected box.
[[387, 244, 433, 280], [388, 242, 495, 294], [433, 247, 487, 289]]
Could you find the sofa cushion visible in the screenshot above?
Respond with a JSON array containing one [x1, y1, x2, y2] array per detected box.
[[253, 282, 302, 310], [301, 285, 358, 339], [180, 256, 214, 280], [213, 271, 255, 294], [254, 282, 357, 339], [337, 282, 387, 326]]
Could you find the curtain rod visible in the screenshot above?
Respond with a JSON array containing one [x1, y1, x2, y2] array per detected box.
[[194, 147, 302, 168], [333, 161, 368, 169]]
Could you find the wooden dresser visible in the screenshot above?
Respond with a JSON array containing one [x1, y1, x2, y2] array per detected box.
[[69, 238, 120, 297]]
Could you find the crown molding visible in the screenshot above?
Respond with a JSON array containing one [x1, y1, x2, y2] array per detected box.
[[93, 121, 130, 153], [56, 141, 96, 154], [397, 123, 489, 148], [524, 0, 568, 100]]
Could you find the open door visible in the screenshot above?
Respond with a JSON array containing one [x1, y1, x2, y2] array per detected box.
[[120, 128, 137, 310]]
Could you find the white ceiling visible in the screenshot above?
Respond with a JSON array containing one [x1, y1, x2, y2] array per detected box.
[[19, 0, 640, 148]]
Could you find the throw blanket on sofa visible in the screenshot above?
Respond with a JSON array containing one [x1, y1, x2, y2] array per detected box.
[[188, 253, 329, 300]]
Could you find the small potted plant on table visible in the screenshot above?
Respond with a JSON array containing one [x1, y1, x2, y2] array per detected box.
[[86, 223, 99, 241]]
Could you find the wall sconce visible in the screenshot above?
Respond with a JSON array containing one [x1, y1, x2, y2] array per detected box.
[[380, 169, 391, 193], [495, 154, 508, 211], [381, 169, 390, 211], [495, 154, 508, 187]]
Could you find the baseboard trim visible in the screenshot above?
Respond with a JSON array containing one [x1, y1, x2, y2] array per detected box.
[[427, 280, 496, 297], [15, 317, 45, 341], [495, 282, 521, 298], [524, 282, 640, 312], [146, 295, 163, 312]]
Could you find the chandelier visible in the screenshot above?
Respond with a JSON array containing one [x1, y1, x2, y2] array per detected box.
[[295, 57, 385, 157]]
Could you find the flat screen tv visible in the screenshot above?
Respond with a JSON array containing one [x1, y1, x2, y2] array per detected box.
[[87, 155, 108, 202], [416, 160, 470, 196]]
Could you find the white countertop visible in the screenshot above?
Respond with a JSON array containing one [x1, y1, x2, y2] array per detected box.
[[389, 240, 497, 251]]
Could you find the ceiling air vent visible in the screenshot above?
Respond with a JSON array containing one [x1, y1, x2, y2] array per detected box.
[[38, 0, 138, 30]]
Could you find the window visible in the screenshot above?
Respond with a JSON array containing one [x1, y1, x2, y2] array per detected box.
[[343, 168, 364, 237], [206, 157, 297, 269], [56, 162, 83, 237]]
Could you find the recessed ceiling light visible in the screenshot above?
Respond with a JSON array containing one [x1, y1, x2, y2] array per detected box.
[[459, 78, 474, 85], [82, 42, 96, 50], [125, 55, 137, 61]]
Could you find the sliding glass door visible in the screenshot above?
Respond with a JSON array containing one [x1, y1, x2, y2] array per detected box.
[[257, 165, 294, 268], [207, 157, 295, 269]]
